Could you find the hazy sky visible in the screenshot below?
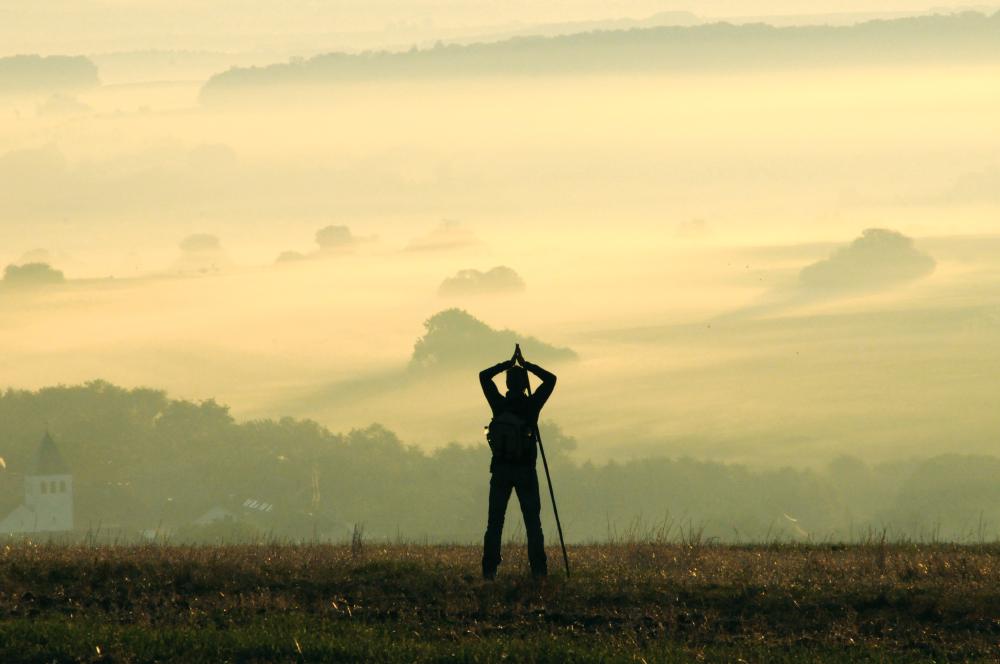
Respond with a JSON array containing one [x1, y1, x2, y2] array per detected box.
[[4, 1, 989, 18], [2, 1, 996, 56], [3, 3, 1000, 470]]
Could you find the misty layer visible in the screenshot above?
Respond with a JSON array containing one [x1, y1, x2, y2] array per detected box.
[[2, 4, 1000, 503], [405, 221, 479, 253], [172, 234, 231, 275]]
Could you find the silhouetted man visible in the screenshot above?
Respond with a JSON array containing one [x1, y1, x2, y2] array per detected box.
[[479, 346, 557, 579]]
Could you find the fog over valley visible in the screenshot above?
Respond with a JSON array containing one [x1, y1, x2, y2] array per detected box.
[[3, 7, 1000, 541]]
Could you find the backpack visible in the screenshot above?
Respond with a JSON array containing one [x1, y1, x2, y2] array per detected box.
[[486, 411, 535, 462]]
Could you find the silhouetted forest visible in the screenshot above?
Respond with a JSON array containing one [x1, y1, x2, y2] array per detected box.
[[202, 12, 1000, 99], [1, 381, 998, 543]]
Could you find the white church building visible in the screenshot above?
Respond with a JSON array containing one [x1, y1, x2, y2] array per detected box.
[[0, 432, 74, 534]]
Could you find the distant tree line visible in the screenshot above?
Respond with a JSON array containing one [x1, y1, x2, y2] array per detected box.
[[0, 55, 98, 93], [1, 381, 998, 543], [202, 12, 1000, 101]]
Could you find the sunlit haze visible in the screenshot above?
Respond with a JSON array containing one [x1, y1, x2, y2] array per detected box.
[[3, 3, 1000, 542]]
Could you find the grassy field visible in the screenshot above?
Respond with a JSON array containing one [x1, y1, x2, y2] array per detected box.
[[0, 541, 997, 663]]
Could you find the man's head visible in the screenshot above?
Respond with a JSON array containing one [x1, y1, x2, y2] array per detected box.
[[506, 365, 529, 395]]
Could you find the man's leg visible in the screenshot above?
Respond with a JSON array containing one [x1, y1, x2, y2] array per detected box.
[[514, 467, 548, 577], [482, 468, 514, 579]]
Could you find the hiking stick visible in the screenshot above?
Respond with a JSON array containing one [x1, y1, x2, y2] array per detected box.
[[519, 346, 570, 579]]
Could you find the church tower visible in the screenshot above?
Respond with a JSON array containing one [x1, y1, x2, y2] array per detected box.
[[23, 432, 74, 532]]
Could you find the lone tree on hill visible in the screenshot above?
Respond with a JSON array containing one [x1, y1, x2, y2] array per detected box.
[[3, 263, 65, 287], [409, 309, 576, 371]]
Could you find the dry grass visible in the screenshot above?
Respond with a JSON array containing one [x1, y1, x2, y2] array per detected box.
[[0, 542, 997, 662]]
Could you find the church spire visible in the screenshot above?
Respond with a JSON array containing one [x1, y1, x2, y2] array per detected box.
[[33, 431, 69, 475]]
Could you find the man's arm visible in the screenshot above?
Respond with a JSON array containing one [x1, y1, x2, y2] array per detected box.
[[524, 361, 557, 410], [480, 358, 515, 409]]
